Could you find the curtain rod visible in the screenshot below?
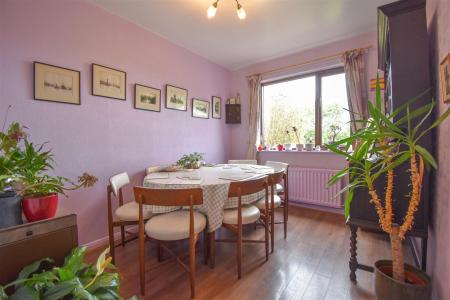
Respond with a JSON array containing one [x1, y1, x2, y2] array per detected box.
[[248, 45, 372, 78]]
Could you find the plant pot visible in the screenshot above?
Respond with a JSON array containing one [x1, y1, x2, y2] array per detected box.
[[296, 144, 303, 151], [375, 260, 431, 300], [304, 143, 314, 151], [276, 145, 284, 151], [22, 193, 58, 222], [284, 144, 292, 150], [0, 191, 23, 229]]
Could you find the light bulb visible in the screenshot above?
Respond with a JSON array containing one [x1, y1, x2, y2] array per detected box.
[[236, 3, 246, 19], [207, 1, 218, 18]]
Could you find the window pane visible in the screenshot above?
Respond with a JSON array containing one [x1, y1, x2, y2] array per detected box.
[[262, 76, 316, 146], [321, 73, 350, 144]]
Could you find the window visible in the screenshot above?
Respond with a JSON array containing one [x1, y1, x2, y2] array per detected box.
[[261, 68, 350, 146]]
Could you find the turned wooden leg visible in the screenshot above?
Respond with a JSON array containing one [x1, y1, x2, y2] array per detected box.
[[209, 231, 216, 269], [349, 224, 358, 282], [237, 223, 243, 279], [108, 223, 115, 264]]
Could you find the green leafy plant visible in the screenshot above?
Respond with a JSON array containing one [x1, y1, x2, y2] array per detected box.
[[0, 247, 123, 300], [176, 152, 204, 169], [0, 122, 97, 198], [327, 79, 450, 282]]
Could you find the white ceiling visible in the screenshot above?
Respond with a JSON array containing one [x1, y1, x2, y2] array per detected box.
[[88, 0, 394, 70]]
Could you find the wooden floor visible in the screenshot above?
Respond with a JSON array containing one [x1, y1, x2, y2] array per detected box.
[[86, 206, 413, 300]]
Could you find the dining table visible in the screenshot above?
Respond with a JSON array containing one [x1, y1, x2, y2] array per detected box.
[[142, 164, 276, 233]]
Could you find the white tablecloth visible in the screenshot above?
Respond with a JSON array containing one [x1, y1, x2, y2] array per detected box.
[[142, 164, 275, 232]]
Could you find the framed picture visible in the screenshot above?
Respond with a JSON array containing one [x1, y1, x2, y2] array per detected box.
[[212, 96, 221, 119], [134, 84, 161, 112], [166, 84, 188, 111], [92, 64, 126, 100], [439, 54, 450, 103], [192, 98, 209, 119], [34, 62, 80, 105]]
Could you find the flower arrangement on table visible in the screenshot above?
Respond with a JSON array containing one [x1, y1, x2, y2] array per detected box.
[[176, 152, 204, 169]]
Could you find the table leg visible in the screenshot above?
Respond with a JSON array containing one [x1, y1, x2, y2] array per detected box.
[[349, 224, 358, 282], [209, 231, 215, 269]]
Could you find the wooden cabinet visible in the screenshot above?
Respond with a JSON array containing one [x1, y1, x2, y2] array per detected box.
[[225, 104, 241, 124], [0, 213, 78, 285]]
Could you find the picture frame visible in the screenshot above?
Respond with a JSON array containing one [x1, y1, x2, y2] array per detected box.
[[92, 63, 126, 100], [34, 61, 80, 105], [439, 54, 450, 103], [192, 98, 210, 119], [165, 84, 188, 111], [134, 84, 161, 112], [212, 96, 221, 119]]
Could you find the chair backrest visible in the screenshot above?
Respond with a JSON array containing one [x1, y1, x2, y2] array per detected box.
[[228, 176, 268, 198], [267, 170, 285, 186], [145, 165, 163, 175], [228, 159, 257, 165], [265, 161, 289, 173], [133, 187, 203, 206], [109, 172, 130, 196]]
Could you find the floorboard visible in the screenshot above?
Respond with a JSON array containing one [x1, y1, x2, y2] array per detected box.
[[86, 206, 413, 300]]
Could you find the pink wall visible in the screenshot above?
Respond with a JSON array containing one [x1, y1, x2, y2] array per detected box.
[[228, 32, 378, 159], [0, 0, 232, 245], [426, 1, 450, 299]]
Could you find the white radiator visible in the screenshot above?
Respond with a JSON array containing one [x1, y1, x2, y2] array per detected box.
[[288, 167, 343, 208]]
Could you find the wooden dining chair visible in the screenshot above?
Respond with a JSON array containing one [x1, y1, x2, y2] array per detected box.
[[254, 170, 285, 252], [215, 176, 269, 279], [265, 161, 289, 222], [145, 165, 163, 175], [228, 159, 257, 165], [107, 172, 153, 264], [134, 186, 207, 298]]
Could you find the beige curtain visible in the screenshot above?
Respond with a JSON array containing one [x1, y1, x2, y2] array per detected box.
[[342, 49, 368, 131], [246, 75, 262, 160]]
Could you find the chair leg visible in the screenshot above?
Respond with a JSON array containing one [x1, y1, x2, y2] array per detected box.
[[283, 199, 288, 239], [139, 235, 146, 296], [265, 213, 269, 262], [203, 230, 209, 265], [209, 231, 215, 269], [157, 240, 163, 262], [120, 225, 125, 247], [271, 208, 275, 253], [108, 223, 115, 264], [237, 223, 243, 279], [189, 234, 197, 298]]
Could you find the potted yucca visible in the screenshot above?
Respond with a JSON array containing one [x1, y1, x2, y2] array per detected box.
[[327, 82, 450, 300]]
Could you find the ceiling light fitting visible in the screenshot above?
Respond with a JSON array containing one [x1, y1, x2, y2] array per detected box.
[[207, 0, 246, 20]]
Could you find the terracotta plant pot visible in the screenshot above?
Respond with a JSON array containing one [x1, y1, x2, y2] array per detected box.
[[22, 193, 58, 222], [0, 191, 23, 228], [375, 260, 431, 300]]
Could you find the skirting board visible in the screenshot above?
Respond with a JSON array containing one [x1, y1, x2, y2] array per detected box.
[[83, 225, 138, 252]]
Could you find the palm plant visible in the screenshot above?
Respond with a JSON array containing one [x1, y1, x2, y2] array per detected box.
[[327, 81, 450, 282]]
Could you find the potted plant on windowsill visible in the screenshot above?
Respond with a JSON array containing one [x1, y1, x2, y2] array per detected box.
[[1, 122, 97, 223], [327, 82, 450, 300]]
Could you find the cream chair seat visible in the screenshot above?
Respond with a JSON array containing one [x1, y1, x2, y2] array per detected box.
[[223, 205, 260, 225], [254, 195, 282, 210], [145, 210, 206, 241], [228, 159, 257, 165], [115, 201, 152, 222]]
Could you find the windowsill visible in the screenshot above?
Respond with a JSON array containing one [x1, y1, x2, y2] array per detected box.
[[258, 150, 337, 154]]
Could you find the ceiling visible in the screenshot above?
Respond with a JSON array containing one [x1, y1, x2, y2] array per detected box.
[[88, 0, 394, 70]]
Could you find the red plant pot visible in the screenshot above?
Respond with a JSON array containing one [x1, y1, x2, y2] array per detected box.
[[277, 145, 284, 151], [22, 193, 58, 222]]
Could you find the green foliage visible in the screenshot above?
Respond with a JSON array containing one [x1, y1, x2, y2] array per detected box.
[[176, 152, 204, 169], [0, 247, 122, 300], [327, 78, 450, 219], [0, 122, 97, 197]]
